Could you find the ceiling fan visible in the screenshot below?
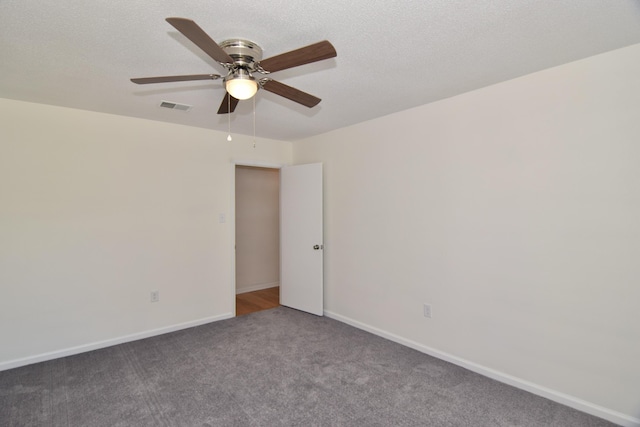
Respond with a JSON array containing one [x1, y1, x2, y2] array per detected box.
[[131, 17, 337, 114]]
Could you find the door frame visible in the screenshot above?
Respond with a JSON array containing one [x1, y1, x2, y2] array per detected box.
[[230, 160, 288, 317]]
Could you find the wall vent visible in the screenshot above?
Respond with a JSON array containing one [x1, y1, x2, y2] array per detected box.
[[159, 101, 192, 112]]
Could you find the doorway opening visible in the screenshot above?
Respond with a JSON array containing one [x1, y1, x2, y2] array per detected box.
[[234, 165, 281, 316]]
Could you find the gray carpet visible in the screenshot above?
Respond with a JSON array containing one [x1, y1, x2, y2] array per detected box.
[[0, 307, 615, 426]]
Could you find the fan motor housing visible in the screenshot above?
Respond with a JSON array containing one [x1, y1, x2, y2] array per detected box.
[[220, 39, 263, 67]]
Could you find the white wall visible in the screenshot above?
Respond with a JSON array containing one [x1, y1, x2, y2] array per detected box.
[[235, 166, 280, 293], [0, 99, 291, 368], [293, 43, 640, 424]]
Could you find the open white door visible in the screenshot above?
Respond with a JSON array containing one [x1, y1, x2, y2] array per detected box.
[[280, 163, 323, 316]]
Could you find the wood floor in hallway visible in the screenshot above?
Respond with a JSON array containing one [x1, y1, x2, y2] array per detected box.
[[236, 286, 280, 316]]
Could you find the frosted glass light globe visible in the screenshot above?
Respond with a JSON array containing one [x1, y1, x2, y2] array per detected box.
[[226, 77, 258, 100]]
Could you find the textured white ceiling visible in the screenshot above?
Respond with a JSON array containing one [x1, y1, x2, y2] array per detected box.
[[1, 1, 640, 141]]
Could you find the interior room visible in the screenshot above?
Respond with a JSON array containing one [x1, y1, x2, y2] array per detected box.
[[1, 1, 639, 425]]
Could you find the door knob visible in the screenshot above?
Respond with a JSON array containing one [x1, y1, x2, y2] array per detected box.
[[313, 244, 322, 250]]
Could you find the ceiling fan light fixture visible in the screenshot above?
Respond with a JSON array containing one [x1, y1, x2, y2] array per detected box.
[[131, 19, 337, 115], [225, 69, 258, 100]]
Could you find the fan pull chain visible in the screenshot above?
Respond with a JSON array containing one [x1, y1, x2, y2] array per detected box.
[[226, 94, 232, 142], [253, 96, 256, 149]]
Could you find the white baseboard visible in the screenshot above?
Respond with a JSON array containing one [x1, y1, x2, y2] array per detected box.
[[324, 310, 640, 427], [236, 282, 279, 294], [0, 313, 234, 372]]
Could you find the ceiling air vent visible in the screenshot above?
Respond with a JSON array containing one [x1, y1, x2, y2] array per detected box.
[[159, 101, 192, 112]]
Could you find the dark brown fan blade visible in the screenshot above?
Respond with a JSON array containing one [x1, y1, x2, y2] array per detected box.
[[261, 79, 321, 108], [258, 41, 336, 73], [217, 92, 240, 114], [130, 74, 221, 84], [165, 17, 234, 64]]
